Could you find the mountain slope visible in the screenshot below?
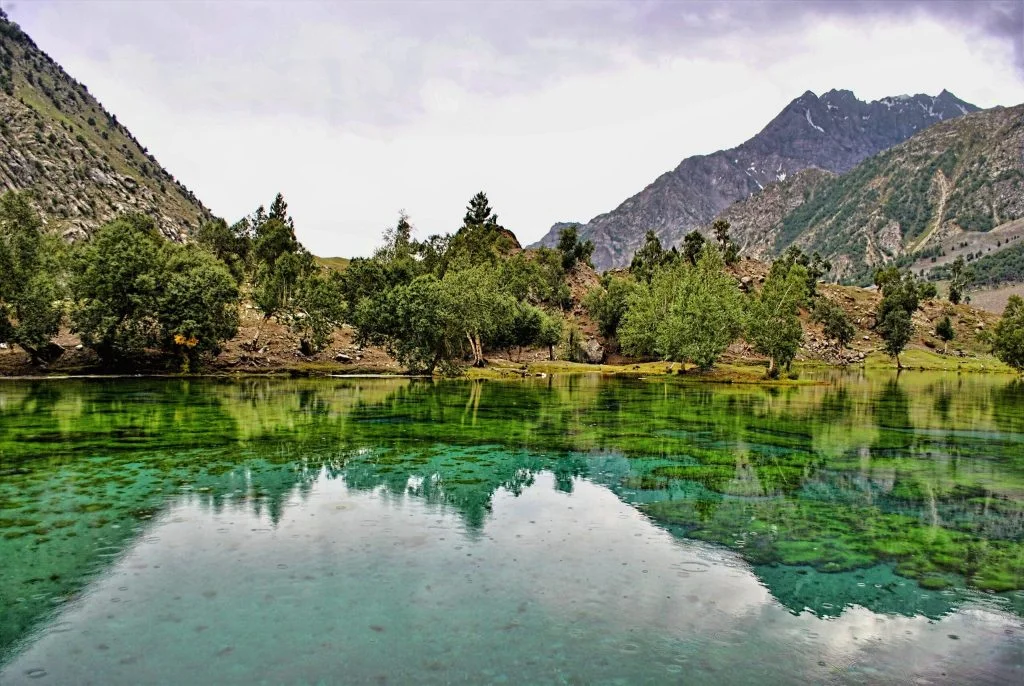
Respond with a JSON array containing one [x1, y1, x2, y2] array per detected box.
[[532, 89, 979, 270], [716, 103, 1024, 282], [0, 10, 209, 240]]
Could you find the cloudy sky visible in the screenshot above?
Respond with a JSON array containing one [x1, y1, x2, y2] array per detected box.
[[7, 0, 1024, 256]]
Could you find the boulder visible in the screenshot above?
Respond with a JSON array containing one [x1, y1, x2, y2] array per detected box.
[[583, 338, 605, 364], [334, 353, 353, 363]]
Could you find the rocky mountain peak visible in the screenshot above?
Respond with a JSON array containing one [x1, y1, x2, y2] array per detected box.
[[532, 88, 980, 270]]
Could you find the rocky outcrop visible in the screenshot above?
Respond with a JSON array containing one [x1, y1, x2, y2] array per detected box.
[[0, 10, 210, 241], [709, 103, 1024, 282], [532, 89, 979, 270]]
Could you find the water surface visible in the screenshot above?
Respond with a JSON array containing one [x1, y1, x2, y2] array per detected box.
[[0, 373, 1022, 684]]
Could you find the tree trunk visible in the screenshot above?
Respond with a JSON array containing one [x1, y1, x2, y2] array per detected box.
[[427, 348, 442, 375], [896, 353, 903, 370], [250, 315, 269, 351], [548, 344, 554, 361], [767, 356, 776, 377], [473, 334, 485, 367]]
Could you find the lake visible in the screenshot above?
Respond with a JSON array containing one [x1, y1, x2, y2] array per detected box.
[[0, 373, 1022, 684]]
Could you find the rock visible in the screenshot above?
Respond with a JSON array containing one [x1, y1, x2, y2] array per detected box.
[[75, 344, 84, 351], [334, 353, 353, 363], [863, 335, 870, 341], [583, 338, 605, 364]]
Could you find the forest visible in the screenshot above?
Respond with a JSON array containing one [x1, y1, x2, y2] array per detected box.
[[1, 189, 1022, 375]]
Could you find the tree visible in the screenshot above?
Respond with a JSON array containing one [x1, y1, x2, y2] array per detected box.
[[290, 270, 346, 356], [875, 270, 921, 369], [584, 274, 634, 340], [536, 311, 563, 361], [194, 217, 250, 282], [156, 244, 240, 370], [500, 301, 543, 360], [619, 246, 744, 370], [0, 192, 64, 363], [747, 258, 809, 377], [918, 281, 938, 300], [992, 295, 1024, 373], [935, 316, 955, 354], [779, 246, 830, 298], [630, 231, 671, 284], [712, 219, 740, 265], [446, 191, 516, 267], [948, 256, 974, 305], [681, 230, 706, 266], [248, 194, 314, 348], [463, 191, 500, 229], [71, 214, 241, 368], [354, 274, 464, 374], [557, 225, 594, 272], [441, 265, 514, 366], [811, 298, 854, 348], [70, 214, 163, 363]]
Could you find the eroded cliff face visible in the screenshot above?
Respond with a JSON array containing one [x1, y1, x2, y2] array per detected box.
[[711, 104, 1024, 282], [533, 89, 979, 271], [0, 11, 210, 241]]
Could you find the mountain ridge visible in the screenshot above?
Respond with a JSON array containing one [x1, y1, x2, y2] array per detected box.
[[709, 102, 1024, 282], [532, 88, 980, 270], [0, 9, 210, 241]]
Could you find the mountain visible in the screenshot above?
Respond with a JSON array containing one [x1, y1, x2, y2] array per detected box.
[[0, 10, 209, 240], [531, 89, 979, 270], [713, 103, 1024, 282]]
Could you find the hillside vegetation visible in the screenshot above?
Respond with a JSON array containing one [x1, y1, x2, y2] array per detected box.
[[715, 104, 1024, 283], [0, 10, 209, 240]]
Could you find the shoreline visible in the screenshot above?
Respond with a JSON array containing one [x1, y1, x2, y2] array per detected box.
[[0, 351, 1015, 384]]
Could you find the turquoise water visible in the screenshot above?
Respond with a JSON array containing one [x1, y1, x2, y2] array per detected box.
[[0, 374, 1022, 684]]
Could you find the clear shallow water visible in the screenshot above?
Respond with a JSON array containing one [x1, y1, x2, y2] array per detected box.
[[0, 374, 1022, 684]]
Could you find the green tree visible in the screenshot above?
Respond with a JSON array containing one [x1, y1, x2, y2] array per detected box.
[[630, 231, 672, 284], [156, 243, 240, 369], [290, 270, 346, 356], [992, 295, 1024, 373], [70, 214, 163, 363], [681, 230, 706, 266], [499, 301, 544, 360], [875, 270, 921, 369], [935, 315, 955, 354], [811, 297, 854, 348], [747, 258, 809, 377], [779, 246, 830, 298], [0, 192, 64, 362], [619, 246, 744, 370], [556, 225, 594, 272], [536, 311, 564, 361], [355, 275, 462, 374], [584, 274, 634, 340], [194, 217, 250, 282], [712, 219, 740, 265], [247, 194, 314, 347], [441, 265, 515, 366], [948, 256, 974, 305]]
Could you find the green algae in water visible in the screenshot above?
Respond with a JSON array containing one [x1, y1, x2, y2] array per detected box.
[[0, 374, 1022, 683]]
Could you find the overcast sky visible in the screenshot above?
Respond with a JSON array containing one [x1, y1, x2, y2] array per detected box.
[[6, 0, 1024, 256]]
